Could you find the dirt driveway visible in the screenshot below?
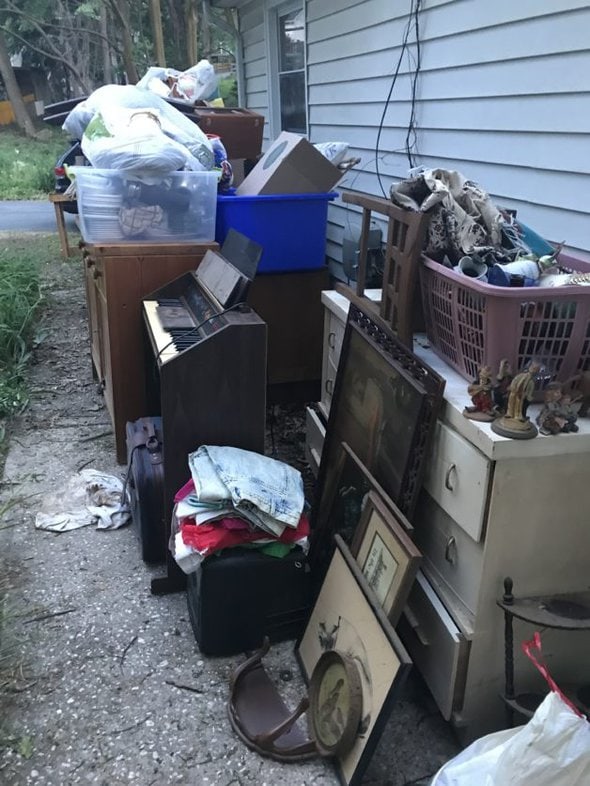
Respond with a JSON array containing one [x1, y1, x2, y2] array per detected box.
[[0, 247, 458, 785]]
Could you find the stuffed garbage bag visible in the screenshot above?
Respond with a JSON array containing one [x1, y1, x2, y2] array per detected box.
[[432, 691, 590, 786]]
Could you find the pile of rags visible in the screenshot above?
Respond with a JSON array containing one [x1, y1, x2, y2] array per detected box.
[[171, 446, 310, 574]]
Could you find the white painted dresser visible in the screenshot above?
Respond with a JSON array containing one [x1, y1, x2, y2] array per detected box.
[[307, 289, 590, 742]]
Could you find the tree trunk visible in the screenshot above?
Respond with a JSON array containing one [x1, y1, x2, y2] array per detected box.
[[100, 5, 113, 84], [200, 0, 211, 58], [108, 0, 139, 84], [0, 29, 36, 137], [185, 0, 198, 66], [149, 0, 166, 67]]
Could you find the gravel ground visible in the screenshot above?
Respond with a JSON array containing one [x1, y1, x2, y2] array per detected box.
[[0, 251, 459, 785]]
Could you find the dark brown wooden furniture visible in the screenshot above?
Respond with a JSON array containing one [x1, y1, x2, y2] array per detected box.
[[143, 270, 267, 594], [341, 190, 431, 348], [248, 267, 330, 403], [82, 241, 218, 463]]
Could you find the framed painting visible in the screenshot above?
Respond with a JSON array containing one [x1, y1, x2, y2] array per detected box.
[[296, 534, 412, 786], [310, 301, 444, 577], [351, 491, 421, 624]]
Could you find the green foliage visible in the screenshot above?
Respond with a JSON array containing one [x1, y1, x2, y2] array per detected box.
[[218, 75, 238, 107], [0, 235, 54, 419], [0, 128, 65, 200]]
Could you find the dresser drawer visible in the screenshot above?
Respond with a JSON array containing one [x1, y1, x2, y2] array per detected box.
[[423, 421, 491, 542], [320, 355, 338, 417], [325, 309, 346, 367], [413, 491, 484, 614], [305, 406, 326, 476], [398, 572, 469, 720]]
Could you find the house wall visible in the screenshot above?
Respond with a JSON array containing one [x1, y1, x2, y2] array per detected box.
[[236, 0, 590, 276]]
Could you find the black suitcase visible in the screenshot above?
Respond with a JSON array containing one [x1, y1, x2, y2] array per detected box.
[[125, 417, 166, 564], [187, 547, 312, 656]]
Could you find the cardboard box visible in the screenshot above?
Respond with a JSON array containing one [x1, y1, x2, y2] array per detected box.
[[236, 132, 343, 196], [194, 107, 264, 160]]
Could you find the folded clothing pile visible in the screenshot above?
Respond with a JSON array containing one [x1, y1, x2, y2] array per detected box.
[[171, 446, 309, 574]]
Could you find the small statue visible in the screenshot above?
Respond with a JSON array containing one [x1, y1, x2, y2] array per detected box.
[[536, 384, 579, 435], [536, 383, 566, 435], [493, 359, 513, 414], [492, 361, 541, 439], [463, 365, 496, 422]]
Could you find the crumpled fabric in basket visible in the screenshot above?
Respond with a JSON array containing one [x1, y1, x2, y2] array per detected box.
[[35, 469, 130, 532], [188, 446, 305, 538], [390, 168, 503, 259]]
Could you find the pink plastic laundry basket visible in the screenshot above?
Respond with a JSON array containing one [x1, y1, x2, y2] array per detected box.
[[419, 254, 590, 390]]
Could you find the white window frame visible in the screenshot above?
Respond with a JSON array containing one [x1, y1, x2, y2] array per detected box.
[[265, 0, 308, 139]]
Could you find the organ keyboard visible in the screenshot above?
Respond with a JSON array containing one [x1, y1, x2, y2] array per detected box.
[[142, 250, 267, 594]]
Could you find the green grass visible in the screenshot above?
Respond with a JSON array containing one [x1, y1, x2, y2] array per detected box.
[[0, 235, 58, 421], [0, 127, 67, 200]]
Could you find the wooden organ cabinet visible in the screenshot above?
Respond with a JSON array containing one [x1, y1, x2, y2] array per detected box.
[[82, 242, 217, 463], [307, 290, 590, 742]]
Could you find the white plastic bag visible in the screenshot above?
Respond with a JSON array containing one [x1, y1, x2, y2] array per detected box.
[[63, 85, 214, 169], [433, 634, 590, 786], [81, 106, 206, 175]]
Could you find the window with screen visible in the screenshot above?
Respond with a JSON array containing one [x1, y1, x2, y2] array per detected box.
[[276, 6, 307, 134]]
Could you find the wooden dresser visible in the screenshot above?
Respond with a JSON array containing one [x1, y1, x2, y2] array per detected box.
[[308, 289, 590, 742], [82, 242, 217, 463]]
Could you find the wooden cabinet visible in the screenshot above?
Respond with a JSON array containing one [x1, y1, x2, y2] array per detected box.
[[247, 267, 329, 403], [309, 289, 590, 741], [82, 242, 217, 463]]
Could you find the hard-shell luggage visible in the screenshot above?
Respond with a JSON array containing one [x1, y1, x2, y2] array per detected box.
[[125, 417, 166, 564], [187, 546, 312, 656]]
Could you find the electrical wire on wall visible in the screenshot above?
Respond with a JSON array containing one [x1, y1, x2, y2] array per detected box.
[[374, 0, 423, 197]]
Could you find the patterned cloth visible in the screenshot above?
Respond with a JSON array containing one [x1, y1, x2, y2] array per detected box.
[[390, 168, 503, 262]]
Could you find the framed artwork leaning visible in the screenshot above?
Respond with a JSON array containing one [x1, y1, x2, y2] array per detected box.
[[310, 440, 413, 581], [350, 491, 421, 624], [296, 534, 412, 786], [310, 301, 444, 576]]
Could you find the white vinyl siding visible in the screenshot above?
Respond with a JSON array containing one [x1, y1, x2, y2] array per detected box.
[[236, 0, 590, 274]]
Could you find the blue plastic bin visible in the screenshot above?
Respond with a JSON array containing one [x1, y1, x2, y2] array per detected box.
[[215, 191, 337, 274]]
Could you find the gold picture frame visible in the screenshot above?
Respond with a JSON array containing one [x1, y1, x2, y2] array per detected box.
[[351, 491, 422, 625]]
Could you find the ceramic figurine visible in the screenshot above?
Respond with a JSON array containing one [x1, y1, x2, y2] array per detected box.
[[536, 383, 579, 435], [493, 359, 513, 414], [463, 365, 496, 422], [491, 361, 541, 439]]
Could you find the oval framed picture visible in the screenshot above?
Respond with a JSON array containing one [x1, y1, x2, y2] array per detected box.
[[308, 650, 363, 757]]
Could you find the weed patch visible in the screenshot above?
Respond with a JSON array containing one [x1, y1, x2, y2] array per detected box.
[[0, 128, 66, 200]]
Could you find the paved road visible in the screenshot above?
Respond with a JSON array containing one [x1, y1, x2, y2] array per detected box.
[[0, 200, 79, 234]]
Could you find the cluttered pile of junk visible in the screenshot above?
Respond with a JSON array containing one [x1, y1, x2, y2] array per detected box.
[[40, 59, 590, 785]]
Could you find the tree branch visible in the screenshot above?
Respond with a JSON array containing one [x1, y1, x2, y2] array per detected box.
[[0, 5, 121, 51], [0, 24, 90, 93]]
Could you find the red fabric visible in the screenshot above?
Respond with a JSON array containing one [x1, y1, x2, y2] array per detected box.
[[180, 512, 310, 556], [522, 632, 584, 718]]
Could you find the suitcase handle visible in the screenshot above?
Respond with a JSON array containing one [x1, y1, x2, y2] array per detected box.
[[145, 421, 162, 464]]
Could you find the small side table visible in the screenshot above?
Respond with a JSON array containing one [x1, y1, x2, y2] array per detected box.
[[498, 577, 590, 727], [48, 193, 77, 258]]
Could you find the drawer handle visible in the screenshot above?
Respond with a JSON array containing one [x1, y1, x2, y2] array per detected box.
[[85, 256, 96, 268], [445, 536, 457, 565], [325, 379, 334, 395], [405, 606, 430, 647], [444, 463, 457, 491], [328, 331, 336, 349]]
